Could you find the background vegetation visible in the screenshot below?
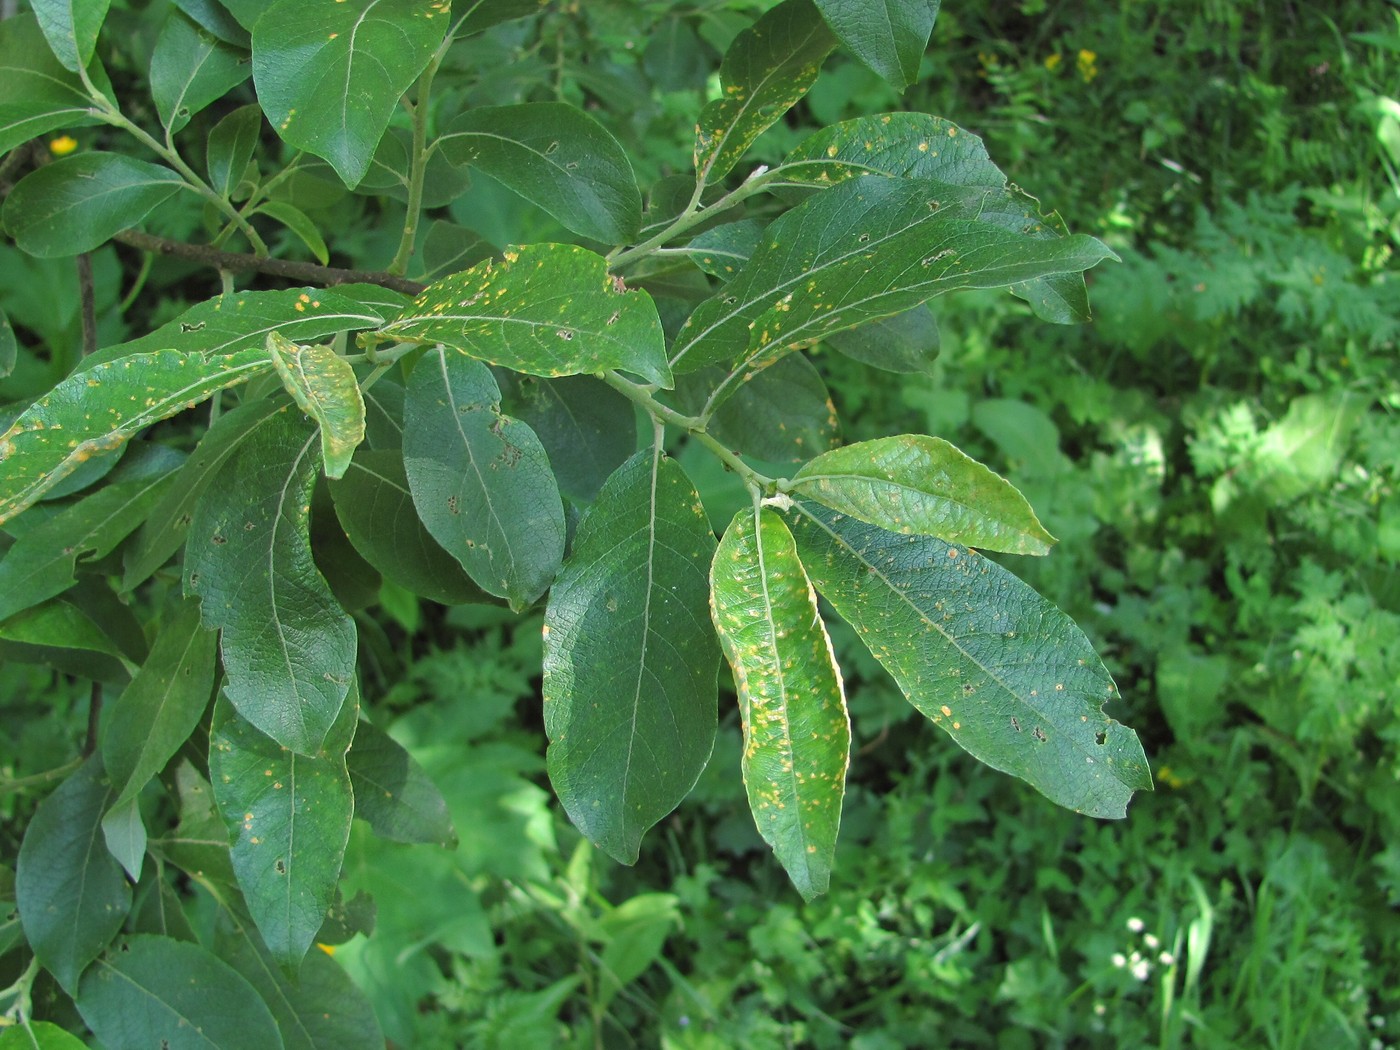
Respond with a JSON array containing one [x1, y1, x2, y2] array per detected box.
[[2, 0, 1397, 1047]]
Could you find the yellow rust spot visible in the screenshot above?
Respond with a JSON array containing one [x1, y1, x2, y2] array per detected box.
[[940, 705, 952, 717]]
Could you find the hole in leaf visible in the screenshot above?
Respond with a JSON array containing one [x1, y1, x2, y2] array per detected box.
[[275, 859, 287, 875], [1095, 731, 1107, 746]]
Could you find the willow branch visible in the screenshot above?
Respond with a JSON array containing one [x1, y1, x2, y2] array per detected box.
[[113, 230, 427, 295]]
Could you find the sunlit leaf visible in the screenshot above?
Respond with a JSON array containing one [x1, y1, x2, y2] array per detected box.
[[267, 331, 365, 479]]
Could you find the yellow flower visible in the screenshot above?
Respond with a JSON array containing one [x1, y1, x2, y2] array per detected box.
[[317, 942, 336, 956], [1156, 765, 1186, 790], [1077, 48, 1098, 82], [1044, 52, 1063, 72], [49, 135, 78, 156]]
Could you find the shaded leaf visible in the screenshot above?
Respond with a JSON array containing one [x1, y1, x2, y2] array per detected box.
[[0, 14, 108, 155], [150, 8, 250, 134], [31, 0, 111, 72], [544, 449, 720, 863], [403, 349, 564, 609], [348, 718, 456, 847], [791, 435, 1056, 554], [813, 0, 939, 89], [370, 243, 671, 387], [458, 0, 548, 35], [710, 506, 848, 899], [268, 331, 365, 479], [784, 501, 1152, 817], [257, 201, 331, 265], [0, 597, 131, 681], [681, 353, 838, 464], [99, 796, 146, 882], [683, 218, 767, 279], [252, 0, 450, 186], [0, 307, 15, 380], [184, 409, 357, 755], [439, 102, 641, 244], [15, 758, 131, 994], [76, 934, 283, 1050], [498, 373, 637, 502], [206, 104, 263, 199], [209, 692, 356, 969], [825, 304, 939, 374], [2, 153, 185, 258], [695, 0, 837, 183]]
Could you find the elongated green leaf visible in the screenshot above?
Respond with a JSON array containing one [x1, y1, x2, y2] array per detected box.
[[791, 435, 1056, 554], [150, 9, 250, 134], [177, 0, 249, 48], [252, 0, 450, 187], [680, 354, 838, 465], [268, 332, 365, 479], [0, 308, 15, 380], [103, 598, 217, 806], [784, 501, 1152, 817], [671, 176, 1116, 373], [348, 718, 456, 847], [0, 347, 272, 527], [403, 350, 564, 609], [543, 449, 720, 863], [459, 0, 547, 35], [157, 762, 241, 907], [32, 0, 110, 72], [710, 506, 848, 900], [76, 934, 283, 1050], [184, 409, 357, 755], [99, 796, 146, 882], [206, 104, 263, 199], [123, 396, 286, 591], [0, 15, 108, 155], [695, 0, 837, 183], [777, 112, 1003, 189], [0, 446, 183, 623], [256, 200, 331, 264], [15, 758, 131, 994], [439, 102, 641, 244], [328, 450, 486, 604], [2, 153, 185, 258], [371, 243, 671, 387], [825, 304, 939, 374], [0, 1021, 89, 1050], [684, 218, 767, 279], [0, 596, 131, 681], [209, 692, 356, 968], [814, 0, 938, 89], [498, 373, 637, 502]]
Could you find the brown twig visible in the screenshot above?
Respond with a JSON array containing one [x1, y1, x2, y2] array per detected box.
[[77, 252, 98, 356], [113, 229, 427, 296]]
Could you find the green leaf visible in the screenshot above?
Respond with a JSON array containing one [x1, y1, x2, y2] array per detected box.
[[784, 501, 1152, 817], [267, 332, 365, 479], [695, 0, 837, 183], [403, 349, 565, 609], [123, 396, 286, 591], [15, 758, 131, 994], [0, 307, 16, 380], [103, 597, 217, 806], [209, 692, 356, 969], [684, 218, 767, 279], [813, 0, 938, 89], [328, 449, 490, 605], [0, 596, 131, 681], [497, 373, 637, 502], [256, 201, 330, 265], [252, 0, 450, 187], [2, 153, 186, 258], [0, 14, 108, 156], [31, 0, 111, 72], [157, 762, 241, 906], [543, 449, 720, 864], [184, 408, 357, 755], [439, 102, 641, 244], [176, 0, 250, 48], [710, 506, 848, 900], [680, 354, 838, 465], [0, 445, 183, 623], [75, 934, 284, 1050], [791, 435, 1057, 554], [0, 1022, 90, 1050], [150, 9, 250, 134], [670, 176, 1116, 373], [206, 104, 263, 199], [776, 112, 1003, 189], [99, 796, 146, 883], [371, 243, 672, 387], [825, 304, 939, 374], [458, 0, 547, 35], [0, 347, 272, 527], [347, 718, 457, 847]]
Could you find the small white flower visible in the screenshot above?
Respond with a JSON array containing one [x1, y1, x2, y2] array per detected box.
[[1127, 916, 1145, 933], [1159, 952, 1175, 966], [1111, 952, 1127, 968], [1094, 1003, 1107, 1017], [1131, 959, 1151, 981], [1144, 933, 1160, 950]]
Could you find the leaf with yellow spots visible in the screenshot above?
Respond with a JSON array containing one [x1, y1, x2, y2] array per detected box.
[[775, 112, 1003, 190], [0, 346, 272, 527], [543, 449, 720, 864], [267, 331, 365, 480], [814, 0, 939, 89], [370, 243, 671, 387], [710, 505, 849, 900], [252, 0, 449, 187], [784, 500, 1152, 818], [791, 434, 1056, 554], [695, 0, 837, 184], [207, 689, 357, 970]]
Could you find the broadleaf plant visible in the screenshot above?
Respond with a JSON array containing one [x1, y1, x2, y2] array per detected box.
[[0, 0, 1149, 1036]]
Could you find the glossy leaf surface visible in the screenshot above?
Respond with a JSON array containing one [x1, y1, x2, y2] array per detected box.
[[0, 347, 271, 527], [150, 9, 250, 134], [403, 350, 565, 609], [252, 0, 449, 187], [777, 112, 1003, 189], [813, 0, 939, 88], [711, 506, 848, 899], [439, 102, 641, 244], [267, 331, 365, 479], [372, 244, 671, 387], [348, 718, 457, 847], [792, 435, 1056, 554], [184, 409, 357, 755], [544, 450, 719, 863], [785, 501, 1152, 817]]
